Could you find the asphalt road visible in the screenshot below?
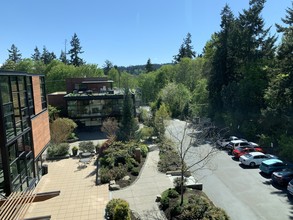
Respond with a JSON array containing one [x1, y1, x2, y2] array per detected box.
[[167, 119, 293, 220]]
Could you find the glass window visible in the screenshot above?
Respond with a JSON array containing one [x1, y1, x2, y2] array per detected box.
[[40, 76, 47, 109], [9, 144, 17, 162], [26, 76, 34, 115], [5, 115, 15, 141], [10, 161, 19, 180], [3, 103, 13, 117], [11, 76, 17, 92], [0, 76, 12, 104], [19, 91, 27, 108], [17, 76, 25, 91]]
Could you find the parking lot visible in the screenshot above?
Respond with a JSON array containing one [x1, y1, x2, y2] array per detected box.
[[168, 120, 293, 220]]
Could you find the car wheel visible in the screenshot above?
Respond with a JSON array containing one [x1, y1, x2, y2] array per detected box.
[[250, 162, 256, 167]]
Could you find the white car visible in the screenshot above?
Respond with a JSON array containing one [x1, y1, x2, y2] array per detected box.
[[216, 136, 238, 149], [239, 152, 277, 167]]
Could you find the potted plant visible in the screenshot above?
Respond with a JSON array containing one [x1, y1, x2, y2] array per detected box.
[[72, 146, 78, 156]]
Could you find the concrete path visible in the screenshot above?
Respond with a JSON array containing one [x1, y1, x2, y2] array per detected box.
[[112, 149, 173, 220]]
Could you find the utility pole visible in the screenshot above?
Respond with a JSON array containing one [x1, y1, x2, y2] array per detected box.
[[64, 39, 67, 64]]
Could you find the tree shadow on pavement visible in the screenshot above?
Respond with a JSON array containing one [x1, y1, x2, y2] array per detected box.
[[139, 206, 167, 220]]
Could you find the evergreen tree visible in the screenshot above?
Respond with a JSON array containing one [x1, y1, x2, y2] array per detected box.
[[208, 5, 236, 115], [41, 46, 56, 64], [276, 2, 293, 79], [31, 46, 41, 61], [7, 44, 22, 63], [118, 88, 137, 141], [68, 33, 84, 66], [262, 2, 293, 136], [59, 50, 68, 64], [173, 33, 196, 63], [103, 60, 113, 75], [145, 58, 153, 73]]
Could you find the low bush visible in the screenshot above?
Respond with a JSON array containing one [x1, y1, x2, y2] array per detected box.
[[139, 144, 149, 158], [131, 167, 139, 176], [79, 141, 95, 152], [105, 198, 131, 220], [167, 188, 179, 198], [160, 190, 170, 211], [47, 143, 70, 158]]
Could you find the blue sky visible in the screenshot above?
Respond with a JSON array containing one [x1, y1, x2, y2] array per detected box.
[[0, 0, 291, 67]]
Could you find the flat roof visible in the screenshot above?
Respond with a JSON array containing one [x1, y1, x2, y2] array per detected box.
[[82, 80, 114, 84]]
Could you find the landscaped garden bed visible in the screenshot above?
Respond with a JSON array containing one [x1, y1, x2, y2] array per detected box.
[[157, 138, 230, 219], [160, 188, 229, 220], [98, 141, 148, 189]]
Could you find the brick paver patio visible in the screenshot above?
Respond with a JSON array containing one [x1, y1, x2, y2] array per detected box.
[[25, 156, 109, 220]]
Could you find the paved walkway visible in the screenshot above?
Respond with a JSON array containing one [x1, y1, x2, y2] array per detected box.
[[112, 149, 173, 220]]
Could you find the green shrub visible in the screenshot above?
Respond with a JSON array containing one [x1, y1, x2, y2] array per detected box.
[[131, 167, 139, 176], [139, 144, 149, 158], [47, 143, 70, 157], [278, 135, 293, 161], [126, 157, 139, 167], [78, 141, 95, 152], [105, 198, 131, 220], [126, 161, 134, 172], [170, 201, 184, 217], [167, 188, 179, 198], [100, 167, 112, 183], [112, 165, 127, 180], [113, 200, 131, 220], [160, 189, 171, 210]]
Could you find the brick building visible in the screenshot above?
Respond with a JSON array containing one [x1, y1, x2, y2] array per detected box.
[[0, 71, 50, 196]]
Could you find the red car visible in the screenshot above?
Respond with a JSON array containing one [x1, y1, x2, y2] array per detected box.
[[232, 147, 264, 159]]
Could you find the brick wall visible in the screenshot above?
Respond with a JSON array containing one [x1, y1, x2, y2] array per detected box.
[[32, 76, 42, 114], [31, 110, 51, 157]]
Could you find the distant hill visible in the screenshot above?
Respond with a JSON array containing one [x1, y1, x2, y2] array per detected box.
[[117, 63, 172, 75]]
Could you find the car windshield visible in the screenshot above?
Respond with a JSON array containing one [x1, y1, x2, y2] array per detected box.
[[245, 153, 253, 158]]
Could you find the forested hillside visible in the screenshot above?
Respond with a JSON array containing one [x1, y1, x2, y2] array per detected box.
[[1, 1, 292, 159]]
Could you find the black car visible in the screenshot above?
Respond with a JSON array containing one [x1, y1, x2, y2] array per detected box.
[[271, 169, 293, 186]]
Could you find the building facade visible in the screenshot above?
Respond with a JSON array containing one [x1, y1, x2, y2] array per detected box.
[[48, 77, 136, 129], [0, 71, 50, 196]]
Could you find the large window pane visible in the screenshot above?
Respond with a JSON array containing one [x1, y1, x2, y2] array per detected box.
[[11, 76, 17, 92], [5, 115, 15, 141], [9, 144, 17, 162], [18, 76, 25, 91], [10, 161, 19, 180], [0, 76, 11, 104], [3, 103, 13, 116]]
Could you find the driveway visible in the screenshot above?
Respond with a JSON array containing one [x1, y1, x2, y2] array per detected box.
[[167, 119, 293, 220]]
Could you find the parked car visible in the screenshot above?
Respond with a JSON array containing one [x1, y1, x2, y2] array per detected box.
[[259, 159, 290, 175], [226, 139, 250, 153], [239, 152, 277, 167], [216, 136, 238, 149], [232, 147, 264, 159], [287, 179, 293, 195], [271, 169, 293, 186]]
